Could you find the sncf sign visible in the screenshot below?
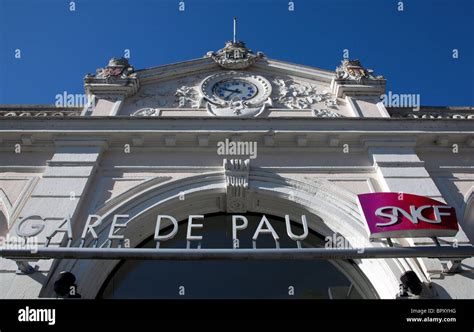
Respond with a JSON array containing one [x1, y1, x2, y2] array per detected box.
[[357, 193, 459, 239]]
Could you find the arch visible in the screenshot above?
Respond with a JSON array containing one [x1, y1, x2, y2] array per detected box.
[[41, 170, 412, 299], [98, 213, 373, 299]]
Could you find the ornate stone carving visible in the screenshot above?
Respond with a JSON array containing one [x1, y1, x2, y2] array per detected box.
[[131, 108, 161, 117], [312, 109, 343, 118], [206, 41, 264, 69], [223, 158, 249, 213], [335, 59, 383, 82], [84, 57, 139, 97], [126, 73, 210, 109], [93, 58, 135, 80], [272, 79, 337, 109], [175, 85, 202, 108], [229, 100, 245, 115], [206, 99, 271, 117]]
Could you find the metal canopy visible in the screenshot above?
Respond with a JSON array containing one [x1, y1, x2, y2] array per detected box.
[[1, 246, 474, 261]]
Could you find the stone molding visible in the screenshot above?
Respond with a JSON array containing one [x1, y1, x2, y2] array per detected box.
[[223, 159, 250, 213], [0, 177, 39, 228]]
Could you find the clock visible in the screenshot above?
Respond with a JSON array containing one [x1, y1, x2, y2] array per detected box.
[[200, 72, 272, 107], [212, 79, 258, 101]]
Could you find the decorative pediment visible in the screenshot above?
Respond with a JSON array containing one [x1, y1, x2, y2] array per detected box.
[[124, 65, 342, 117], [81, 41, 389, 118], [100, 47, 392, 118]]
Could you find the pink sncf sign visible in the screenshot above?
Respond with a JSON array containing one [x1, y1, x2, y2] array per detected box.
[[357, 193, 459, 239]]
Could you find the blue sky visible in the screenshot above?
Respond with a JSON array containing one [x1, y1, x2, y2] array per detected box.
[[0, 0, 473, 106]]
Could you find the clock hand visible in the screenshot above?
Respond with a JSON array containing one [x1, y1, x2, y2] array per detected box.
[[225, 90, 238, 99], [221, 88, 241, 93]]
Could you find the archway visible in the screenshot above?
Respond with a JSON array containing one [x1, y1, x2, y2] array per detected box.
[[41, 171, 412, 299], [98, 213, 374, 299]]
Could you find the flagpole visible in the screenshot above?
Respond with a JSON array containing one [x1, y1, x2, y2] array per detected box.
[[233, 17, 236, 43]]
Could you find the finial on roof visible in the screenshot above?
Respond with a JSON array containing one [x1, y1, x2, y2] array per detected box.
[[87, 57, 135, 81], [335, 59, 383, 82], [84, 57, 139, 97], [205, 19, 265, 70]]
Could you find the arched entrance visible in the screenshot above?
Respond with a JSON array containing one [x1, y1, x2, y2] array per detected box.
[[41, 171, 412, 299], [98, 213, 375, 299]]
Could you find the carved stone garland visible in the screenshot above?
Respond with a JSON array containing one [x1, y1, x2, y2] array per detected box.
[[175, 86, 202, 108], [272, 79, 338, 109]]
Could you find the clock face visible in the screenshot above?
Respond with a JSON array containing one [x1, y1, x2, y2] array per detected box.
[[201, 72, 272, 107], [212, 79, 258, 101]]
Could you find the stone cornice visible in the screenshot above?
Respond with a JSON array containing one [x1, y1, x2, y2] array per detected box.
[[0, 106, 81, 117], [0, 118, 472, 153], [0, 116, 472, 132], [331, 79, 386, 98], [84, 81, 139, 98], [388, 107, 474, 119]]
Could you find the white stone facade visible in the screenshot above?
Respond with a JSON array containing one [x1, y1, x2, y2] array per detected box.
[[0, 42, 473, 299]]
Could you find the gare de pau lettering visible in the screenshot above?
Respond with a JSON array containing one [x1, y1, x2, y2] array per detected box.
[[12, 192, 459, 249], [15, 214, 310, 248]]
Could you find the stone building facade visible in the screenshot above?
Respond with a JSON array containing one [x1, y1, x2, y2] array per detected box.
[[0, 41, 473, 299]]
